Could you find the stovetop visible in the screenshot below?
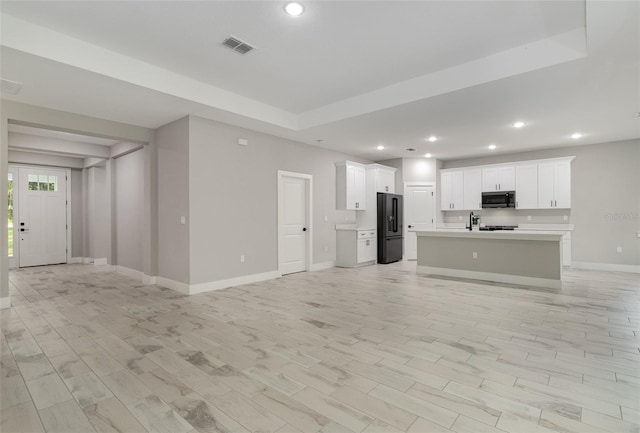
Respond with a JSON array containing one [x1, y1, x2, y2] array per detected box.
[[479, 225, 518, 231]]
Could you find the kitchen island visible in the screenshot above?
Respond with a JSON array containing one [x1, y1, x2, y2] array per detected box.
[[415, 230, 564, 289]]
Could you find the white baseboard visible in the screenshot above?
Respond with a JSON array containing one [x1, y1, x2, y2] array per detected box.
[[310, 261, 335, 271], [156, 271, 281, 295], [189, 271, 280, 295], [115, 266, 157, 285], [416, 265, 562, 289], [572, 261, 640, 274], [93, 258, 108, 266], [156, 277, 190, 295], [142, 274, 157, 285], [0, 297, 11, 310], [83, 257, 93, 264], [69, 257, 83, 264]]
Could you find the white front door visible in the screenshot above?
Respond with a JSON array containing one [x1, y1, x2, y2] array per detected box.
[[404, 184, 435, 260], [278, 173, 310, 275], [18, 167, 68, 267]]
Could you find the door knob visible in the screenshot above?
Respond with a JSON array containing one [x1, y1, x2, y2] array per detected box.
[[408, 225, 413, 228], [20, 228, 29, 232], [302, 228, 307, 231]]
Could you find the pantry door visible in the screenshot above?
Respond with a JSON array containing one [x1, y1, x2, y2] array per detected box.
[[404, 183, 435, 260], [18, 167, 68, 267], [278, 171, 312, 275]]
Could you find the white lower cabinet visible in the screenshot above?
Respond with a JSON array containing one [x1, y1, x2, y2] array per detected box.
[[336, 229, 377, 267]]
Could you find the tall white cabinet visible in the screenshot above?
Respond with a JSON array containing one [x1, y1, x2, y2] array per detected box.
[[463, 168, 482, 210], [335, 161, 367, 210], [515, 163, 538, 209], [538, 159, 572, 209], [356, 164, 397, 230], [440, 170, 464, 210]]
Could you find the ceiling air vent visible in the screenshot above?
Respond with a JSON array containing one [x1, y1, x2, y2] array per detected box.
[[222, 36, 255, 55]]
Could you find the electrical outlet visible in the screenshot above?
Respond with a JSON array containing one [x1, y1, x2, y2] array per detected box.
[[527, 216, 532, 221], [563, 215, 568, 221], [180, 216, 186, 225], [617, 247, 623, 253], [240, 255, 245, 263], [472, 252, 478, 259], [324, 245, 328, 252], [458, 216, 462, 221], [324, 216, 328, 222]]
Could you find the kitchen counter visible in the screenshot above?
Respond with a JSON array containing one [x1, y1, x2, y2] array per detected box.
[[415, 229, 563, 289]]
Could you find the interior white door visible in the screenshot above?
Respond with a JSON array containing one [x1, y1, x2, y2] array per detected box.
[[279, 175, 308, 275], [404, 184, 435, 260], [19, 167, 67, 267]]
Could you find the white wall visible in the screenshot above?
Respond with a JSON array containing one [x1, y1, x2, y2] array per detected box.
[[114, 150, 144, 272]]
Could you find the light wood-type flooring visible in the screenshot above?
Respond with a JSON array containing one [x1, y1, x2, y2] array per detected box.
[[1, 262, 639, 433]]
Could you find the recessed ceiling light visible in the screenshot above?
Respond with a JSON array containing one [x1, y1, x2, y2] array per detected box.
[[377, 145, 385, 150], [284, 2, 304, 16], [425, 153, 432, 158], [427, 136, 437, 142], [488, 144, 497, 150], [571, 132, 583, 139], [513, 121, 526, 128]]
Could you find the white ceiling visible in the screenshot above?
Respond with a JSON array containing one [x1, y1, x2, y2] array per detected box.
[[1, 1, 638, 161], [8, 124, 120, 147]]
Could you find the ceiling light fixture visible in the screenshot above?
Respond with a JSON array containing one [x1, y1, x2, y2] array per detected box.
[[488, 144, 497, 150], [425, 153, 432, 158], [513, 121, 526, 128], [377, 145, 385, 150], [571, 132, 583, 139], [427, 136, 437, 142], [284, 2, 304, 16]]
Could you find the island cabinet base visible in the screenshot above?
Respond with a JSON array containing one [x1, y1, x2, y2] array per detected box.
[[416, 231, 563, 289]]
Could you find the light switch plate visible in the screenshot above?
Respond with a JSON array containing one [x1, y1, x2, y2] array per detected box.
[[180, 216, 186, 225]]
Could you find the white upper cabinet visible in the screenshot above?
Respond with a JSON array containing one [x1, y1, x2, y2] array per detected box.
[[515, 163, 538, 209], [367, 164, 395, 194], [482, 165, 515, 192], [376, 167, 395, 193], [538, 159, 572, 209], [463, 168, 482, 210], [441, 170, 464, 211], [336, 161, 367, 210], [440, 157, 573, 212]]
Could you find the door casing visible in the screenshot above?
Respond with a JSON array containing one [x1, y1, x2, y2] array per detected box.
[[277, 170, 313, 276]]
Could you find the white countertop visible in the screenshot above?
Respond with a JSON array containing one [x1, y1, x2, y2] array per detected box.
[[335, 225, 376, 231], [415, 229, 563, 241]]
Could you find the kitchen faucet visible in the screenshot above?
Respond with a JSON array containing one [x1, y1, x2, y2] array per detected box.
[[469, 211, 474, 231]]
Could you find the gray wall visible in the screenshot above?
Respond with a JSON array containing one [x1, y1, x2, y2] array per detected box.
[[70, 169, 83, 258], [86, 166, 111, 261], [188, 116, 359, 285], [441, 139, 640, 266], [156, 117, 191, 283], [114, 150, 144, 271]]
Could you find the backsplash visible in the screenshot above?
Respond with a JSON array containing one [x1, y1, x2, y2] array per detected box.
[[442, 208, 571, 226]]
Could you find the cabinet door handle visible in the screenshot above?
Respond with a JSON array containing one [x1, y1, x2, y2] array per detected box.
[[495, 184, 497, 190], [551, 200, 553, 207], [499, 183, 501, 190], [555, 200, 557, 207]]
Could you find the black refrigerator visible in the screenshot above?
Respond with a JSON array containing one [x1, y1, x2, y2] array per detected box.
[[377, 193, 403, 264]]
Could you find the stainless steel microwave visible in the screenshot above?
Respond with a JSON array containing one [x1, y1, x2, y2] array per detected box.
[[482, 191, 516, 208]]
